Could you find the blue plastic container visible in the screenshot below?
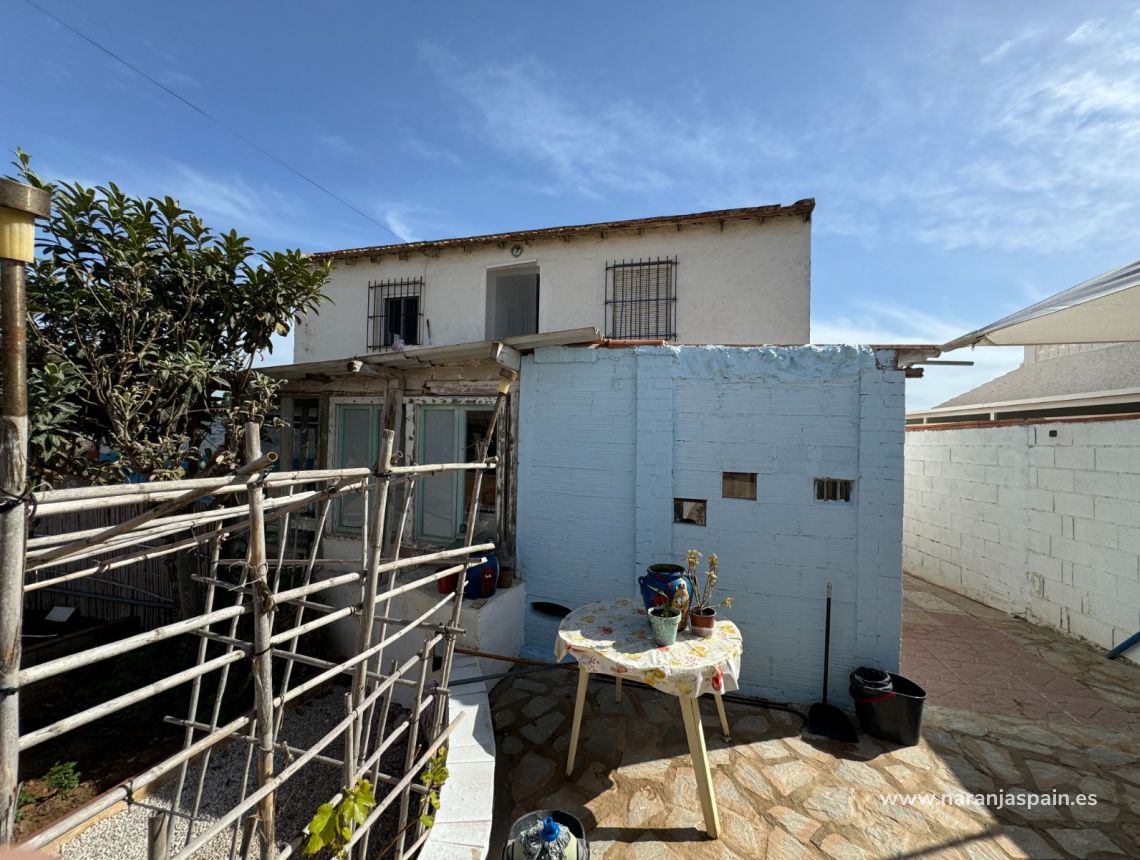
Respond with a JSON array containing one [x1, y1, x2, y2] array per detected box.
[[464, 552, 499, 600]]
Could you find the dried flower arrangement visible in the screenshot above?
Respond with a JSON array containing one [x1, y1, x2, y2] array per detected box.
[[687, 549, 732, 637], [687, 549, 733, 612]]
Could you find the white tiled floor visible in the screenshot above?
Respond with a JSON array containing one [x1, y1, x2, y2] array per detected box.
[[420, 655, 495, 860]]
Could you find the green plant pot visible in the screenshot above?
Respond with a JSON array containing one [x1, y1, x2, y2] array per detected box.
[[647, 607, 682, 646]]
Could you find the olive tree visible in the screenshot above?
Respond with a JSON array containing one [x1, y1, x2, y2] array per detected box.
[[8, 152, 330, 486]]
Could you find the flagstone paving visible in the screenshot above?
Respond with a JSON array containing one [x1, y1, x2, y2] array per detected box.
[[489, 576, 1140, 858]]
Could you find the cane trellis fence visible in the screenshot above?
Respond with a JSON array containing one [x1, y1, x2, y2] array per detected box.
[[15, 416, 500, 860]]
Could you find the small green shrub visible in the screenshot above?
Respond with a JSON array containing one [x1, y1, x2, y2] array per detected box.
[[15, 788, 36, 823], [303, 778, 376, 858], [45, 761, 80, 797]]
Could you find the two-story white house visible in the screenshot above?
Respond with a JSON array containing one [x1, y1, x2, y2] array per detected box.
[[295, 201, 813, 363], [269, 201, 931, 701], [273, 202, 814, 556]]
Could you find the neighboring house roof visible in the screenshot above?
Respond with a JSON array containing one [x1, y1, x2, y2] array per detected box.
[[307, 201, 815, 261], [935, 342, 1140, 409]]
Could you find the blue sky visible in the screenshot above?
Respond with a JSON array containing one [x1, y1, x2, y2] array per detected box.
[[7, 1, 1140, 409]]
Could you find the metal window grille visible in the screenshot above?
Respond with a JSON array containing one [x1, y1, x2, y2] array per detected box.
[[814, 478, 854, 502], [605, 257, 677, 340], [367, 278, 423, 349]]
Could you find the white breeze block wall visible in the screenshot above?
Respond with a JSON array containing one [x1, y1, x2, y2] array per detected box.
[[517, 345, 906, 703], [904, 418, 1140, 664]]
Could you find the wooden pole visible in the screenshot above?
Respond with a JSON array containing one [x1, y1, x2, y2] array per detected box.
[[147, 811, 169, 860], [245, 424, 276, 858], [0, 254, 29, 843], [33, 451, 277, 566], [396, 640, 432, 860], [0, 181, 51, 845]]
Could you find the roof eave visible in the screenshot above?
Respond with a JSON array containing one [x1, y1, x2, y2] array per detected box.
[[306, 201, 815, 262]]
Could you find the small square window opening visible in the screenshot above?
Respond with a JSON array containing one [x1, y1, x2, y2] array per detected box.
[[673, 498, 707, 526], [814, 478, 853, 502], [722, 472, 757, 500]]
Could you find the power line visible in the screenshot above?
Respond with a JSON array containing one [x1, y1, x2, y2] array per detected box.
[[23, 0, 400, 242]]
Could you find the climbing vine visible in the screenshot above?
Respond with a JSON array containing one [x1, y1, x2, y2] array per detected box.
[[417, 746, 450, 829], [303, 779, 376, 858]]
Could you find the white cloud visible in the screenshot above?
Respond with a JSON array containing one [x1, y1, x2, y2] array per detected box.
[[402, 134, 463, 167], [848, 9, 1140, 253], [34, 152, 357, 252], [315, 134, 357, 157], [419, 43, 793, 200], [812, 302, 1024, 411], [383, 211, 418, 243], [981, 28, 1042, 64]]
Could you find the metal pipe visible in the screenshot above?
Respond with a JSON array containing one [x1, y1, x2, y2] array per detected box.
[[1107, 631, 1140, 660]]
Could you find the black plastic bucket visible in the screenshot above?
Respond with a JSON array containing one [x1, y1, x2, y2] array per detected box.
[[851, 666, 892, 692], [849, 671, 926, 747]]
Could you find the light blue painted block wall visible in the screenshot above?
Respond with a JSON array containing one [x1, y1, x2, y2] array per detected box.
[[517, 345, 905, 702]]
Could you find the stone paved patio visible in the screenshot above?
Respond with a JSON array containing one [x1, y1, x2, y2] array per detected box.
[[489, 576, 1140, 858]]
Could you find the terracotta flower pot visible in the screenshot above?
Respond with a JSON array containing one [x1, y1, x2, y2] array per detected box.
[[690, 607, 717, 638]]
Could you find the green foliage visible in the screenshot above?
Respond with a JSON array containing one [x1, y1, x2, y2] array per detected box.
[[303, 778, 377, 858], [7, 149, 330, 485], [45, 761, 80, 797], [417, 746, 449, 830], [15, 787, 35, 822]]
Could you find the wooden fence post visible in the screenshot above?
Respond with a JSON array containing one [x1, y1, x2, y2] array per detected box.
[[245, 423, 276, 858], [0, 178, 51, 843]]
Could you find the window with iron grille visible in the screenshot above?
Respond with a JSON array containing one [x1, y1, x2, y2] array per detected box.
[[605, 257, 677, 340], [367, 278, 423, 349]]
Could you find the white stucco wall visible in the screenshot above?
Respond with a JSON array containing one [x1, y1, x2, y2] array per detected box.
[[296, 216, 810, 361], [904, 419, 1140, 664], [516, 345, 906, 703]]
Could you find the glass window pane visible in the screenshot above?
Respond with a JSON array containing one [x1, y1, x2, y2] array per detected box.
[[462, 410, 497, 541], [419, 409, 458, 540], [337, 406, 374, 530]]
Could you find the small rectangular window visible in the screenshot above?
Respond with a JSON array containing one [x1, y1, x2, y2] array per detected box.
[[368, 278, 423, 349], [722, 472, 757, 500], [673, 498, 707, 526], [814, 478, 853, 502]]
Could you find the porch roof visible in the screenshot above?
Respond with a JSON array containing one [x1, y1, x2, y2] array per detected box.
[[262, 326, 603, 380]]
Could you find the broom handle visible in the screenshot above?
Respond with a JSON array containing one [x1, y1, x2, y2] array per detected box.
[[822, 583, 832, 704]]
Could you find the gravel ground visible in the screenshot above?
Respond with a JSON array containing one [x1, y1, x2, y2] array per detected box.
[[57, 689, 411, 860]]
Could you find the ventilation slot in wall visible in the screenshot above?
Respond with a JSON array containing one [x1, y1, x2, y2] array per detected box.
[[722, 472, 757, 500], [673, 498, 707, 526], [814, 478, 853, 502]]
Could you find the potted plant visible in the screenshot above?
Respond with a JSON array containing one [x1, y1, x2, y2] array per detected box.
[[687, 550, 733, 638], [647, 604, 683, 646]]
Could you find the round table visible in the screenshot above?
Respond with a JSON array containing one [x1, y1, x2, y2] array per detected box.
[[555, 597, 744, 838]]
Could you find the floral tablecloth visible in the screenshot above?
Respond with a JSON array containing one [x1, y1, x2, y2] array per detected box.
[[555, 598, 742, 698]]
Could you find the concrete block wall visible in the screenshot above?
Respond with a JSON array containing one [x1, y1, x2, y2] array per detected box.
[[517, 345, 907, 702], [904, 418, 1140, 664]]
